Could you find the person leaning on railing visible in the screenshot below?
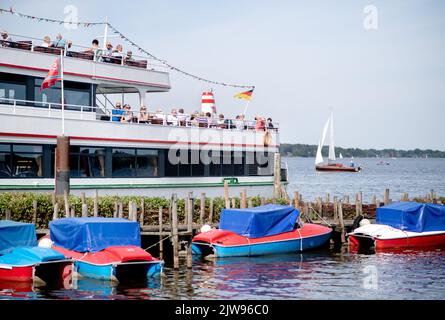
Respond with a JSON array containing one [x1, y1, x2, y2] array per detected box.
[[138, 106, 150, 123], [1, 30, 12, 47], [120, 104, 133, 123], [112, 102, 124, 122]]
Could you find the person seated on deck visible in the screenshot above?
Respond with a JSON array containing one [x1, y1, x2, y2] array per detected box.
[[125, 50, 134, 63], [255, 116, 266, 131], [52, 33, 66, 49], [196, 112, 209, 128], [120, 104, 133, 123], [85, 39, 101, 60], [153, 108, 166, 125], [234, 115, 245, 131], [217, 114, 226, 129], [101, 42, 114, 63], [207, 112, 218, 128], [41, 36, 53, 48], [266, 117, 274, 130], [138, 105, 150, 123], [167, 108, 179, 126], [1, 30, 12, 47], [111, 102, 124, 122], [112, 44, 124, 63], [177, 108, 189, 126]]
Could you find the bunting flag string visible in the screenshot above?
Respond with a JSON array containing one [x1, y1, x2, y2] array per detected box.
[[1, 7, 255, 89]]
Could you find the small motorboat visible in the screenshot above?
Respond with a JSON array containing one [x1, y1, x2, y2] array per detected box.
[[348, 202, 445, 252], [42, 218, 163, 282], [0, 220, 72, 285], [315, 163, 361, 172], [192, 204, 332, 258]]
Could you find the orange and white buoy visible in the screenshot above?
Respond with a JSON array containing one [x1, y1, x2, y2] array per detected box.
[[201, 90, 216, 114]]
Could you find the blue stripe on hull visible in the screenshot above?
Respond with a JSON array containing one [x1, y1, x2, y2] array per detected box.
[[213, 233, 331, 258], [74, 261, 163, 280]]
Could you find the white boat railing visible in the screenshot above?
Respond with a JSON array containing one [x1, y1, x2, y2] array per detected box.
[[1, 33, 169, 72], [0, 97, 280, 132]]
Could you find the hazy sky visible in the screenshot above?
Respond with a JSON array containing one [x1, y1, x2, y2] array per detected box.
[[1, 0, 444, 150]]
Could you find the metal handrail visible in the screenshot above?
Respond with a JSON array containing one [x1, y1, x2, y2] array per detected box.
[[0, 97, 280, 131]]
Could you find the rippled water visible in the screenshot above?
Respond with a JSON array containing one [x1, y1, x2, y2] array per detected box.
[[1, 248, 444, 300], [285, 157, 445, 202], [1, 157, 444, 300]]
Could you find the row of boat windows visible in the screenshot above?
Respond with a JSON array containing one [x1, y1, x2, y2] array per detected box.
[[0, 144, 273, 179], [0, 73, 92, 107]]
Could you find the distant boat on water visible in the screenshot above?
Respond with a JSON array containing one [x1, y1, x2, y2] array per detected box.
[[315, 112, 361, 172]]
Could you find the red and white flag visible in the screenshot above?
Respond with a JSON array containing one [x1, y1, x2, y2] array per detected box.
[[40, 57, 62, 92]]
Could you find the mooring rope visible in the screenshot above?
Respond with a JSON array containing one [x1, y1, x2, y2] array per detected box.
[[308, 205, 332, 227], [144, 234, 172, 251]]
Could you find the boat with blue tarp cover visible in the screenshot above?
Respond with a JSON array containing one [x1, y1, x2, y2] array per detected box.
[[192, 204, 332, 257], [0, 220, 72, 284], [349, 201, 445, 251], [39, 217, 163, 282]]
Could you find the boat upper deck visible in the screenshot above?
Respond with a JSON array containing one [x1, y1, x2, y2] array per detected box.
[[0, 37, 171, 93]]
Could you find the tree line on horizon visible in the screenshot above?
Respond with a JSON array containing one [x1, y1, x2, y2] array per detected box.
[[280, 143, 445, 158]]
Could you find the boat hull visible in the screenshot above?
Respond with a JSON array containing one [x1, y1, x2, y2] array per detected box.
[[0, 260, 72, 284], [315, 165, 360, 172], [348, 224, 445, 252], [51, 245, 163, 282], [192, 223, 332, 258]]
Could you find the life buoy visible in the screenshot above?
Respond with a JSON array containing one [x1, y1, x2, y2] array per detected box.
[[263, 131, 272, 146]]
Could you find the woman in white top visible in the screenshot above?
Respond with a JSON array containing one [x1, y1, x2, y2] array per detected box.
[[41, 36, 52, 47]]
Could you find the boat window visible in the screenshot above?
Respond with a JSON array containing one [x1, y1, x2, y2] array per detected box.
[[0, 152, 12, 178], [34, 79, 90, 109], [70, 147, 106, 178], [0, 144, 11, 152], [12, 145, 42, 153], [136, 149, 158, 177], [0, 144, 44, 178], [0, 82, 26, 105]]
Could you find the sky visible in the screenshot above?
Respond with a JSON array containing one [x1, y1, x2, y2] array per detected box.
[[1, 0, 444, 150]]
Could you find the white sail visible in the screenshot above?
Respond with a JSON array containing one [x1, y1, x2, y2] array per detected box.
[[339, 153, 343, 159], [315, 140, 324, 165], [328, 112, 336, 161]]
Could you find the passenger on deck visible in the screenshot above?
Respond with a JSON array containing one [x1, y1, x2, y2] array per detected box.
[[167, 108, 179, 126], [112, 44, 124, 63], [267, 117, 274, 129], [41, 36, 52, 47], [138, 106, 150, 123], [255, 116, 265, 131], [101, 42, 114, 63], [52, 33, 66, 49], [234, 115, 245, 130], [217, 114, 226, 128], [177, 108, 189, 126], [111, 102, 124, 122], [154, 108, 166, 125], [120, 104, 133, 123], [125, 50, 134, 63], [85, 39, 101, 60], [1, 30, 12, 47], [197, 112, 209, 127]]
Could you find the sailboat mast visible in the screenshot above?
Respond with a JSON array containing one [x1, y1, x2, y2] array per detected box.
[[328, 112, 336, 161]]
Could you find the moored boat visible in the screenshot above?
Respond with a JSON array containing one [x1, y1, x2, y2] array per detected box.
[[43, 217, 163, 282], [348, 202, 445, 252], [192, 204, 332, 257], [0, 220, 72, 285]]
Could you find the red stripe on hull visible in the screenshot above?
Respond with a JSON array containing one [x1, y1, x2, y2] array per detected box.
[[376, 233, 445, 249], [0, 266, 33, 282]]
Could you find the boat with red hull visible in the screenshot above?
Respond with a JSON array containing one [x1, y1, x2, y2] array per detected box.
[[315, 163, 361, 172], [348, 202, 445, 252], [192, 204, 332, 257], [0, 221, 72, 285], [43, 218, 163, 282]]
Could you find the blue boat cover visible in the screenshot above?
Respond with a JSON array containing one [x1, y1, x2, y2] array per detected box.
[[49, 218, 141, 252], [0, 247, 65, 266], [0, 220, 37, 255], [219, 204, 300, 238], [377, 202, 445, 233]]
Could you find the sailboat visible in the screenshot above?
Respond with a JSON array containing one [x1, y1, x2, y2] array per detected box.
[[315, 112, 361, 172]]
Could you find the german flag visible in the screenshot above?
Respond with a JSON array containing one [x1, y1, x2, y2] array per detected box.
[[234, 89, 254, 101]]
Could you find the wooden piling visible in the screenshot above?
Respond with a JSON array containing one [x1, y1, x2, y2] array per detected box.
[[200, 193, 206, 225], [118, 202, 123, 219], [248, 198, 253, 208], [70, 207, 75, 218], [338, 201, 345, 243], [356, 192, 363, 217], [139, 198, 145, 226], [53, 203, 59, 220], [325, 193, 330, 204], [32, 200, 38, 225], [240, 189, 247, 209], [82, 203, 88, 217], [231, 198, 236, 209], [186, 197, 193, 269], [5, 208, 11, 221], [344, 195, 349, 204], [224, 181, 230, 209], [93, 190, 99, 217], [187, 193, 194, 230], [384, 188, 390, 205], [158, 206, 163, 259], [81, 192, 86, 204], [261, 197, 266, 206], [273, 152, 282, 199], [333, 196, 338, 221], [131, 202, 138, 222], [113, 202, 118, 218], [209, 198, 214, 223], [63, 190, 70, 218], [294, 191, 300, 209], [171, 194, 179, 269]]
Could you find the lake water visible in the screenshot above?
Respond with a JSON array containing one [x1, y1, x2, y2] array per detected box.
[[0, 157, 444, 300]]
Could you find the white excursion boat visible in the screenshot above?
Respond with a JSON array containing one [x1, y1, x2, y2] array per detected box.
[[315, 112, 361, 172], [0, 32, 287, 197]]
